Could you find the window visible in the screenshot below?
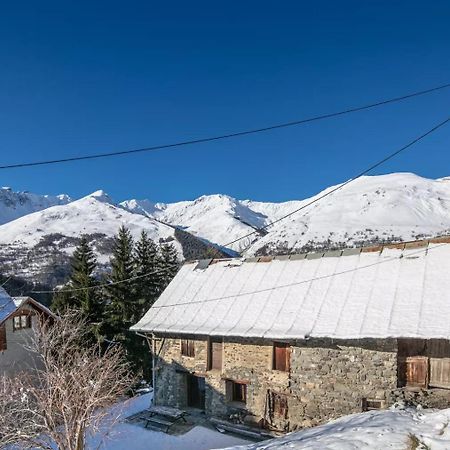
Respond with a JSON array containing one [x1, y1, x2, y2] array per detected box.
[[225, 380, 247, 404], [233, 382, 247, 403], [361, 398, 386, 411], [273, 342, 290, 372], [0, 325, 6, 351], [208, 338, 223, 371], [181, 339, 195, 357], [226, 380, 247, 404], [13, 314, 31, 331]]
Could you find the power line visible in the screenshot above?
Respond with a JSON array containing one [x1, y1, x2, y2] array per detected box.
[[1, 83, 449, 170], [222, 115, 450, 251], [30, 266, 171, 294], [26, 113, 450, 294]]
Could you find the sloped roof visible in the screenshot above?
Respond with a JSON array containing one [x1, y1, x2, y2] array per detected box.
[[131, 238, 450, 340], [0, 287, 18, 323], [0, 290, 55, 325]]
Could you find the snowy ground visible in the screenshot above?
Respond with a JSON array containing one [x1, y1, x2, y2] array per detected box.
[[89, 393, 252, 450], [222, 406, 450, 450]]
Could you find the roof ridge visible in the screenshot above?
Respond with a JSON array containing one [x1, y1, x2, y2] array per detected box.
[[185, 234, 450, 267]]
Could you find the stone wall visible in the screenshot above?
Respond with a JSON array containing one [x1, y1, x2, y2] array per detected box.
[[153, 335, 450, 431]]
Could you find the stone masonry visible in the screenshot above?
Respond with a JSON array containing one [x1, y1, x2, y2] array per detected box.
[[153, 335, 450, 431]]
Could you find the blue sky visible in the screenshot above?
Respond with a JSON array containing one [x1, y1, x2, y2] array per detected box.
[[0, 1, 449, 203]]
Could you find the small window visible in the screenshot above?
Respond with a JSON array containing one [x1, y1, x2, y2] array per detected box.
[[13, 314, 31, 331], [208, 338, 223, 371], [273, 342, 290, 372], [362, 398, 386, 411], [226, 380, 247, 404], [181, 339, 195, 357]]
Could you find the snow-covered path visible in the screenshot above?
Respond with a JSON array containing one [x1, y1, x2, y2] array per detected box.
[[88, 394, 252, 450]]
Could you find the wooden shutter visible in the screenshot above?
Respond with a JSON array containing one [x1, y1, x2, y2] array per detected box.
[[210, 339, 223, 370], [430, 358, 450, 389], [404, 356, 428, 388], [181, 339, 187, 356], [0, 325, 6, 351], [188, 340, 195, 357], [225, 380, 232, 402], [181, 339, 195, 357], [274, 343, 290, 372]]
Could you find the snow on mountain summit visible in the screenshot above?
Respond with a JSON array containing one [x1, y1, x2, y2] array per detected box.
[[0, 192, 176, 249], [0, 187, 71, 225], [121, 172, 450, 255], [246, 172, 450, 255], [2, 171, 450, 285], [84, 189, 114, 204]]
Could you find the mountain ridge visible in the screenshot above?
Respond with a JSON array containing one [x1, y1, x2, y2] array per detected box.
[[2, 172, 450, 287]]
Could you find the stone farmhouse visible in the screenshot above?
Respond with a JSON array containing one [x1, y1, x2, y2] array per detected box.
[[132, 237, 450, 432], [0, 288, 56, 376]]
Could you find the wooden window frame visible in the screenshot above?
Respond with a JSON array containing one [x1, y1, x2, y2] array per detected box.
[[13, 314, 32, 332], [180, 338, 195, 358], [207, 337, 223, 371], [272, 342, 291, 372], [226, 380, 247, 404]]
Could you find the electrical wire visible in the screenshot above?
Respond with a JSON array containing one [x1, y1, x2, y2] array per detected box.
[[140, 242, 446, 311], [1, 83, 449, 170], [221, 116, 450, 251], [26, 114, 450, 295]]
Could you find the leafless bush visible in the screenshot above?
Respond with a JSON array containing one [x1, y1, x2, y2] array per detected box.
[[0, 311, 135, 450]]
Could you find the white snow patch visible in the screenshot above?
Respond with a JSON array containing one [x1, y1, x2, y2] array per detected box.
[[222, 406, 450, 450]]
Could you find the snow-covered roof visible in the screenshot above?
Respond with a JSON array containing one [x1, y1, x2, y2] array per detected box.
[[132, 237, 450, 340], [0, 287, 18, 323], [0, 290, 55, 324]]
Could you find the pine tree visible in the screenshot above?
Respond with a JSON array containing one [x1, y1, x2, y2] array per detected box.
[[133, 231, 160, 320], [51, 236, 103, 341], [105, 226, 157, 378], [158, 242, 180, 290], [105, 225, 136, 341]]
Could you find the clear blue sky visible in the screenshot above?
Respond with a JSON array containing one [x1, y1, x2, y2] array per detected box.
[[0, 1, 449, 203]]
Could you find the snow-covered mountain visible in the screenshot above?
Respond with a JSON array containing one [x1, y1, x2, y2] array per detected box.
[[120, 194, 269, 251], [0, 190, 224, 286], [2, 172, 450, 286], [0, 187, 71, 225], [122, 173, 450, 255]]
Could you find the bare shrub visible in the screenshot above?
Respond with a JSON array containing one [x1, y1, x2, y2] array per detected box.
[[0, 311, 135, 450]]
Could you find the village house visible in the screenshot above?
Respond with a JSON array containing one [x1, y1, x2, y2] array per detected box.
[[131, 237, 450, 432], [0, 288, 56, 376]]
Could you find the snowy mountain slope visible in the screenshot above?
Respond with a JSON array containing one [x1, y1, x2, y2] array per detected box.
[[3, 172, 450, 286], [0, 191, 184, 286], [121, 173, 450, 255], [0, 190, 177, 250], [120, 194, 272, 253], [0, 186, 71, 225], [246, 173, 450, 255]]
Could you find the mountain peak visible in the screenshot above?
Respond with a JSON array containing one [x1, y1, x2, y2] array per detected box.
[[85, 190, 114, 204]]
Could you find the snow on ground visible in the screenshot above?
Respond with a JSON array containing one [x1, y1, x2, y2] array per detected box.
[[222, 406, 450, 450], [89, 393, 252, 450]]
